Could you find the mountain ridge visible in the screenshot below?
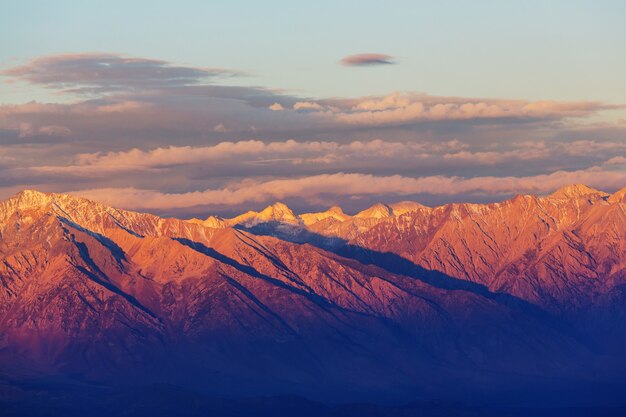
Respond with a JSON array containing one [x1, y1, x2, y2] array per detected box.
[[1, 184, 625, 403], [5, 183, 622, 227]]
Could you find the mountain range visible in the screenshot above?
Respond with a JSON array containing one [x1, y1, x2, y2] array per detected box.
[[1, 185, 626, 414]]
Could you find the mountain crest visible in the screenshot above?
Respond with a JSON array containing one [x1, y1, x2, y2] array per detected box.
[[299, 205, 351, 226], [225, 202, 298, 227], [609, 186, 626, 203], [10, 189, 54, 208], [327, 205, 345, 215], [548, 184, 605, 199], [257, 202, 297, 223], [355, 203, 392, 219], [389, 201, 427, 215]]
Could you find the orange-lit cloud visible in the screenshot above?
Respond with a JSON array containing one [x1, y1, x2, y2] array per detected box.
[[328, 94, 617, 126], [30, 138, 626, 177], [70, 160, 626, 211]]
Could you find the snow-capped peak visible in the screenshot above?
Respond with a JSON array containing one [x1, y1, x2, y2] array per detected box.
[[257, 202, 297, 223], [226, 202, 298, 227], [354, 203, 393, 219], [200, 215, 227, 228], [299, 205, 351, 226]]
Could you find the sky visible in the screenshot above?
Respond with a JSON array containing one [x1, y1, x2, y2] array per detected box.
[[1, 0, 625, 217]]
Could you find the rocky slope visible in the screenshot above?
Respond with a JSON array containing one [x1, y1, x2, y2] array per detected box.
[[347, 185, 626, 314], [222, 185, 626, 315], [0, 187, 625, 402]]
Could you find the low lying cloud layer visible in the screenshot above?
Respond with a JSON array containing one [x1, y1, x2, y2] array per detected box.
[[1, 52, 624, 215], [72, 161, 626, 211]]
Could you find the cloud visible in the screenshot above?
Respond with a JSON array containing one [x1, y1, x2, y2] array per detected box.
[[16, 122, 72, 138], [0, 55, 619, 144], [17, 122, 34, 138], [37, 125, 72, 137], [1, 52, 625, 216], [69, 162, 626, 211], [213, 123, 228, 133], [95, 100, 146, 113], [29, 138, 626, 177], [606, 156, 626, 165], [269, 103, 284, 111], [24, 139, 473, 176], [1, 53, 240, 94], [293, 101, 325, 111], [327, 94, 618, 126], [352, 93, 412, 111], [340, 54, 396, 67], [30, 139, 344, 175]]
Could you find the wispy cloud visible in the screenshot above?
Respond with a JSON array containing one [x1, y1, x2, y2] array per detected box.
[[1, 53, 240, 94], [340, 53, 396, 67]]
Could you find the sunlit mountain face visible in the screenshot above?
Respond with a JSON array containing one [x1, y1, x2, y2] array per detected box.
[[1, 187, 625, 416]]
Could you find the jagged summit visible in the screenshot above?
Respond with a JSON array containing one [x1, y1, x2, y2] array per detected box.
[[188, 215, 226, 228], [354, 203, 393, 219], [609, 186, 626, 203], [258, 202, 298, 223], [299, 205, 351, 226], [3, 184, 622, 234], [389, 201, 428, 215], [1, 189, 77, 223], [1, 188, 179, 238], [203, 215, 227, 228], [4, 189, 106, 213], [225, 201, 298, 227], [548, 184, 606, 199], [14, 188, 49, 199], [9, 189, 55, 208]]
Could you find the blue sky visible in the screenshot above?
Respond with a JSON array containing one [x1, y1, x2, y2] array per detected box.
[[0, 1, 625, 216], [3, 0, 626, 102]]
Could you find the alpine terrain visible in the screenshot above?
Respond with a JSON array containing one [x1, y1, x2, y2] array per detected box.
[[1, 185, 626, 415]]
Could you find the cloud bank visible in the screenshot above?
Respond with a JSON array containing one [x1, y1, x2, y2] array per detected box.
[[0, 52, 624, 215], [71, 162, 626, 211]]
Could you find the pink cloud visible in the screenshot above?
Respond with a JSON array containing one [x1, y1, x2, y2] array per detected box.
[[30, 138, 626, 176], [69, 162, 626, 210], [15, 122, 71, 138], [340, 54, 396, 67], [293, 101, 325, 111], [37, 125, 72, 137], [328, 94, 616, 126]]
